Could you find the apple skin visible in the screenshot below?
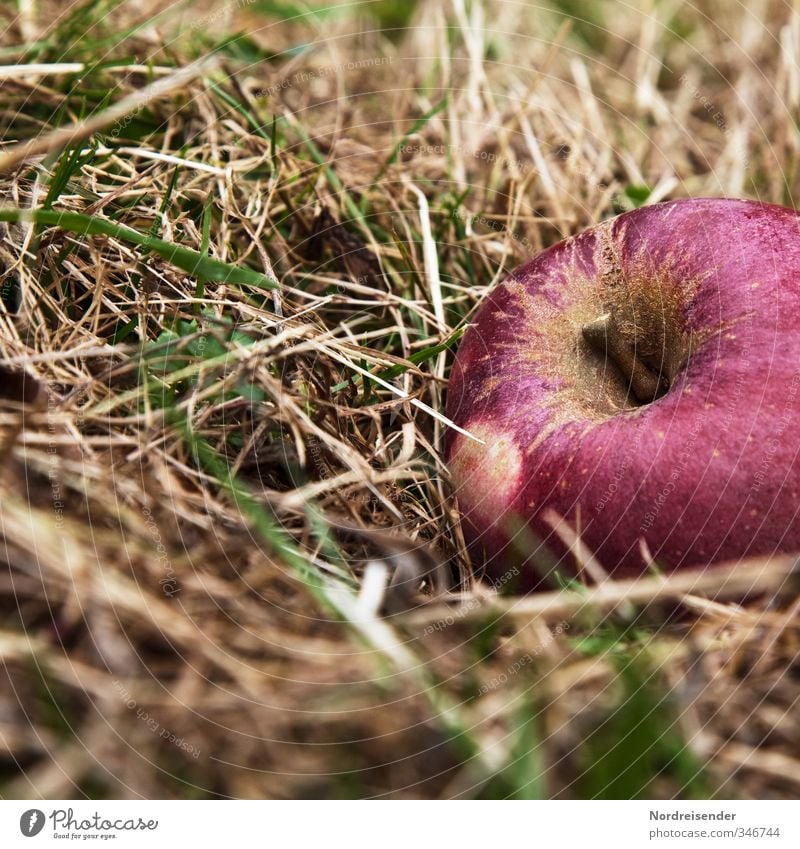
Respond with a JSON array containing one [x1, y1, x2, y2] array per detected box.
[[446, 198, 800, 590]]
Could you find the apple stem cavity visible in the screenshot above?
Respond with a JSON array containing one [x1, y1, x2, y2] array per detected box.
[[581, 311, 669, 404]]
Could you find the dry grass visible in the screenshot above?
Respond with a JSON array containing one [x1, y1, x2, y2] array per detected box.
[[1, 0, 800, 798]]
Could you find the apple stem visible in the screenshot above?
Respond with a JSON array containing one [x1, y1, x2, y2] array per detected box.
[[581, 312, 668, 403]]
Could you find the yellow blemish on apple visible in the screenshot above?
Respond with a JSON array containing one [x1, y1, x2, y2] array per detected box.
[[449, 421, 523, 523]]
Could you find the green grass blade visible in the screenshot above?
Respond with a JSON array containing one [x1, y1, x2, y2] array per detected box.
[[373, 97, 448, 183], [331, 326, 466, 393], [43, 142, 98, 210], [208, 79, 271, 141], [288, 120, 369, 231], [0, 207, 277, 290], [180, 420, 334, 608]]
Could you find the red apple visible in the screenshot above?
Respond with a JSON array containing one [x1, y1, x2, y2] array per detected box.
[[446, 198, 800, 590]]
